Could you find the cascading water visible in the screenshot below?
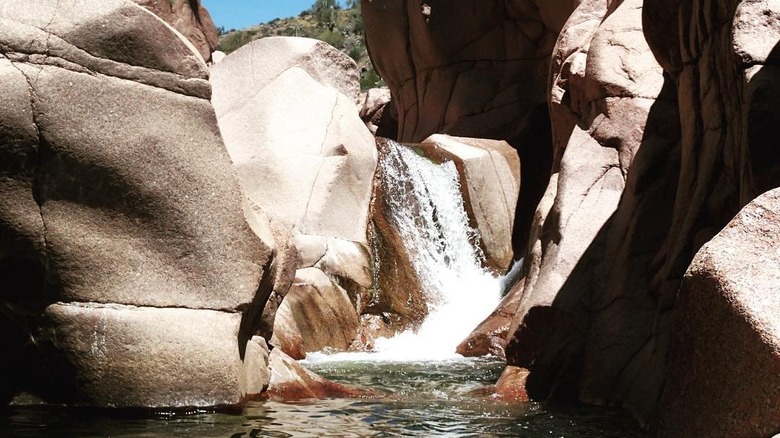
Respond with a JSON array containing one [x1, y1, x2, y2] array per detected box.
[[309, 140, 501, 362]]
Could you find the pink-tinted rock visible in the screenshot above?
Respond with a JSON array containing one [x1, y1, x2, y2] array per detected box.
[[270, 268, 360, 359], [656, 188, 780, 438], [505, 0, 780, 430], [361, 0, 580, 258], [265, 349, 376, 401]]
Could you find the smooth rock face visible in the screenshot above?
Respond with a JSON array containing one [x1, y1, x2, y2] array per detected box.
[[132, 0, 218, 62], [0, 0, 271, 407], [211, 37, 377, 244], [419, 134, 521, 273], [38, 304, 269, 407], [657, 188, 780, 438], [270, 268, 360, 359], [361, 0, 576, 142]]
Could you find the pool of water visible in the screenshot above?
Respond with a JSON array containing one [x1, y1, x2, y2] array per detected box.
[[0, 357, 643, 437]]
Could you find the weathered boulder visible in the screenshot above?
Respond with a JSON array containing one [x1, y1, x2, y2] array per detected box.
[[361, 0, 576, 142], [358, 87, 394, 136], [418, 134, 521, 273], [657, 188, 780, 438], [456, 279, 524, 358], [293, 234, 372, 312], [211, 36, 376, 245], [132, 0, 218, 62], [270, 268, 360, 359], [0, 0, 271, 407], [265, 349, 375, 401]]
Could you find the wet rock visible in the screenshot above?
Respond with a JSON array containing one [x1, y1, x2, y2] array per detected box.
[[271, 268, 360, 359], [418, 135, 521, 273], [132, 0, 218, 62], [0, 0, 270, 407], [368, 139, 429, 329], [657, 188, 780, 438], [265, 349, 376, 401], [492, 366, 530, 402], [210, 36, 376, 245], [457, 280, 524, 359]]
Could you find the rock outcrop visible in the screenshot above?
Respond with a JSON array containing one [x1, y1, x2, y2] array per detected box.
[[211, 36, 376, 245], [418, 135, 521, 273], [265, 349, 375, 401], [211, 36, 378, 358], [270, 268, 360, 359], [657, 188, 780, 438], [361, 0, 580, 257], [502, 0, 780, 428], [132, 0, 219, 62], [0, 0, 271, 407]]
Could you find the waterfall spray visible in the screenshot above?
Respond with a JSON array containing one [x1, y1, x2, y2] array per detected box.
[[369, 141, 501, 360]]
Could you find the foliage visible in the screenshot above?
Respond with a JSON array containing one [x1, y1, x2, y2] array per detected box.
[[215, 0, 383, 91]]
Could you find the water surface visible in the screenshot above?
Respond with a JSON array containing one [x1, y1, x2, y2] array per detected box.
[[1, 358, 643, 437]]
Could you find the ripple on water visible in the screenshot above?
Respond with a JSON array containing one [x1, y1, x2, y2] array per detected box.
[[0, 358, 643, 437]]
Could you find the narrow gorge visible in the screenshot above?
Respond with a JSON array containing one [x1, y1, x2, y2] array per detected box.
[[0, 0, 778, 437]]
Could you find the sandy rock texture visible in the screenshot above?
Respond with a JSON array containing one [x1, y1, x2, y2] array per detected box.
[[502, 0, 780, 429], [0, 0, 271, 407], [657, 190, 780, 437]]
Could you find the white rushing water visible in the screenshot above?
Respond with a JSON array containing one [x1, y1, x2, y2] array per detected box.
[[307, 141, 502, 363]]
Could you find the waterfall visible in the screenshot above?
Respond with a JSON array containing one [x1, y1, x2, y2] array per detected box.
[[370, 141, 501, 360], [306, 140, 501, 363]]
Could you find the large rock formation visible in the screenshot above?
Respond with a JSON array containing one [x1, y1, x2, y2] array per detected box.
[[0, 0, 271, 407], [132, 0, 219, 62], [657, 188, 780, 438], [503, 0, 780, 428], [364, 0, 780, 431], [361, 0, 580, 257], [210, 36, 378, 358]]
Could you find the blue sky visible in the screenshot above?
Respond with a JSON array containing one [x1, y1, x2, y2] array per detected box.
[[202, 0, 345, 31]]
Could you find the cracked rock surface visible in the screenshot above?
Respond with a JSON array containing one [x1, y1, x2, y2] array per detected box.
[[0, 0, 272, 407]]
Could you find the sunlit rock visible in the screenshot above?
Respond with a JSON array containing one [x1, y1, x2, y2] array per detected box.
[[265, 349, 375, 400], [0, 0, 271, 407], [210, 36, 376, 245], [271, 268, 360, 359], [132, 0, 219, 62]]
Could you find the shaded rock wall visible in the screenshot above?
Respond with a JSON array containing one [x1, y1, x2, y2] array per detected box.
[[364, 0, 780, 431], [504, 0, 780, 428], [0, 0, 270, 407]]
